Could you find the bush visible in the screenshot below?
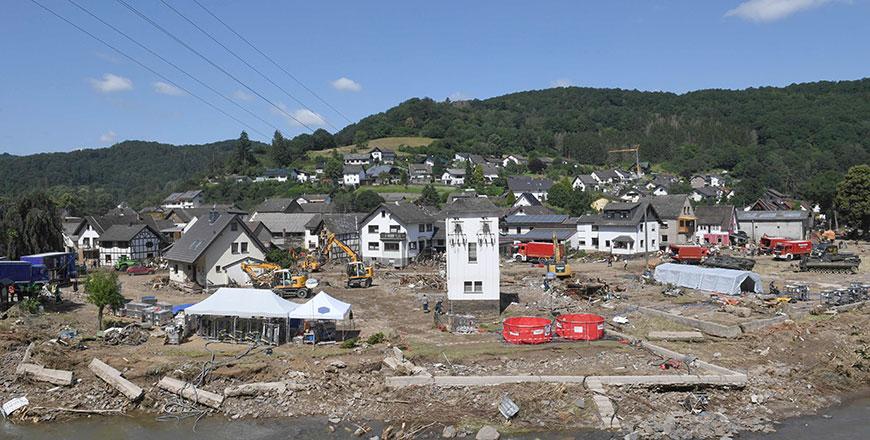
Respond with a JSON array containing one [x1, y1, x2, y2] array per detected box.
[[340, 337, 358, 349], [17, 297, 41, 314], [366, 332, 386, 345]]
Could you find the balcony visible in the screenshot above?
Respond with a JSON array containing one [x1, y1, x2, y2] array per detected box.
[[678, 216, 696, 235], [380, 232, 407, 241]]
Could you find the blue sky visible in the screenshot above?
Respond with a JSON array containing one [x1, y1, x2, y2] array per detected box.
[[1, 0, 868, 154]]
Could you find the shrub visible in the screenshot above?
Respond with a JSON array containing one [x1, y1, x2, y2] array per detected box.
[[17, 297, 41, 314], [340, 337, 358, 349], [366, 332, 386, 345]]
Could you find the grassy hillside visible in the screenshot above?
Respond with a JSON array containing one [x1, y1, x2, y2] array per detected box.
[[308, 136, 435, 158]]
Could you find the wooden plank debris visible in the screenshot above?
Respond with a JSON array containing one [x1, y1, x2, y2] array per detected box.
[[157, 376, 223, 409], [88, 358, 144, 401]]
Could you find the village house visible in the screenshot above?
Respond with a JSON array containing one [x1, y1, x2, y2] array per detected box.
[[444, 198, 502, 320], [164, 212, 267, 288], [507, 204, 553, 216], [408, 163, 433, 183], [507, 176, 554, 201], [303, 213, 365, 259], [343, 153, 371, 166], [501, 214, 573, 235], [619, 187, 649, 203], [591, 169, 629, 184], [255, 168, 293, 183], [690, 186, 723, 203], [160, 190, 203, 209], [513, 192, 543, 208], [441, 168, 466, 186], [247, 212, 319, 249], [423, 155, 437, 167], [98, 224, 164, 265], [736, 210, 812, 241], [572, 174, 599, 192], [648, 195, 695, 248], [342, 165, 367, 187], [73, 210, 163, 267], [369, 147, 396, 164], [574, 200, 662, 255], [366, 164, 401, 185], [293, 169, 312, 183], [296, 194, 331, 204], [650, 185, 669, 196], [690, 174, 723, 189], [481, 164, 500, 182], [359, 201, 435, 268], [694, 205, 738, 245], [744, 188, 812, 211]]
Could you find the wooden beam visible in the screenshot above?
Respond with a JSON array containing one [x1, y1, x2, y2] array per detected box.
[[157, 377, 223, 409], [88, 358, 144, 402]]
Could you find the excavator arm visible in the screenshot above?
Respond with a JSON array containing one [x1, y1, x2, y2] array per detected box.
[[240, 262, 281, 287], [320, 231, 361, 263]]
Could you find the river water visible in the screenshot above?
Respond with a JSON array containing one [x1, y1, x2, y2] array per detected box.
[[2, 396, 868, 439]]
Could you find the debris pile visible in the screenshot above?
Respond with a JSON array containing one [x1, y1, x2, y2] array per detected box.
[[102, 324, 150, 346]]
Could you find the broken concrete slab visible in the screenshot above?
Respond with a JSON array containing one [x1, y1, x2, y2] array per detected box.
[[647, 331, 705, 342], [88, 358, 143, 401], [16, 363, 74, 386], [157, 377, 223, 409], [385, 374, 746, 388], [587, 379, 620, 430], [739, 315, 789, 333], [637, 306, 743, 338]]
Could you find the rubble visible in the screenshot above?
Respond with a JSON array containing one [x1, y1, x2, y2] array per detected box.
[[102, 324, 150, 345], [88, 358, 144, 401], [157, 376, 224, 409]]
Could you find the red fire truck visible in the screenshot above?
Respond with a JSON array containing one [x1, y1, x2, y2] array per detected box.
[[773, 240, 813, 260]]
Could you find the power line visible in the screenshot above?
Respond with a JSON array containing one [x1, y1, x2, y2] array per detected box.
[[65, 0, 281, 135], [113, 0, 316, 132], [191, 0, 354, 125], [159, 0, 340, 132], [28, 0, 270, 139]]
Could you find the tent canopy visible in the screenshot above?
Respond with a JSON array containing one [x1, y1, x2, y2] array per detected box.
[[186, 287, 301, 319], [654, 263, 763, 296], [289, 291, 351, 321]]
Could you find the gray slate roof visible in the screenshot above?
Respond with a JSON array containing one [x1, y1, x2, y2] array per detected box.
[[304, 213, 366, 235], [248, 212, 319, 234], [504, 214, 570, 225], [695, 205, 735, 228], [443, 198, 503, 218], [736, 210, 810, 221], [512, 228, 577, 241], [164, 214, 264, 264], [597, 200, 662, 226], [508, 176, 554, 192], [647, 194, 690, 219], [99, 224, 155, 242], [162, 190, 202, 204], [255, 198, 296, 213], [368, 201, 433, 225]]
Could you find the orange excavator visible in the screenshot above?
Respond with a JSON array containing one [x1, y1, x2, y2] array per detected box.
[[312, 229, 374, 288], [240, 262, 312, 298]]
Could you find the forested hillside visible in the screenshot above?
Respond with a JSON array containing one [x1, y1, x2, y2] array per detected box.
[[336, 79, 870, 201]]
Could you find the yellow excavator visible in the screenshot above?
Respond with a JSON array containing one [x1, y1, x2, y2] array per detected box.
[[240, 262, 312, 298], [318, 229, 374, 288], [546, 232, 572, 279]]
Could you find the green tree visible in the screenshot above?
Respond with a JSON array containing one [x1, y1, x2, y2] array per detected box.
[[835, 165, 870, 234], [84, 270, 124, 330], [269, 130, 291, 166], [232, 131, 256, 172], [420, 184, 440, 207], [324, 158, 344, 182], [668, 181, 693, 195], [800, 170, 841, 214], [503, 191, 517, 206], [400, 169, 409, 187], [1, 192, 63, 260], [470, 165, 485, 187], [463, 161, 474, 187], [354, 190, 385, 212], [528, 158, 546, 173]]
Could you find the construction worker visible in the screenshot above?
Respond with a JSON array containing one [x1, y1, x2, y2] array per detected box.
[[422, 294, 429, 313]]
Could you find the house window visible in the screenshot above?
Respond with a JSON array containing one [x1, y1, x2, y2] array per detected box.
[[639, 223, 644, 231], [231, 243, 239, 254], [368, 242, 380, 250], [410, 242, 417, 250], [147, 253, 154, 258], [481, 222, 491, 234], [231, 222, 238, 231], [368, 225, 379, 233], [592, 225, 599, 231], [464, 281, 483, 293], [215, 265, 221, 272], [241, 242, 248, 253], [389, 225, 400, 233], [419, 224, 425, 232], [468, 243, 477, 263], [662, 235, 668, 242], [605, 240, 610, 248], [381, 210, 386, 218], [385, 243, 399, 251], [173, 265, 178, 274], [105, 254, 112, 262], [146, 241, 153, 248], [426, 224, 433, 232]]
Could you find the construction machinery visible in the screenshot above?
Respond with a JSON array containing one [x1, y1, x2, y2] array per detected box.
[[240, 262, 312, 298], [319, 230, 374, 288], [798, 244, 861, 274], [702, 255, 757, 271], [545, 232, 572, 279]]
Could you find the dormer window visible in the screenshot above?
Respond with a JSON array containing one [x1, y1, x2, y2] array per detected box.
[[381, 210, 386, 218], [482, 221, 491, 234], [453, 222, 462, 234]]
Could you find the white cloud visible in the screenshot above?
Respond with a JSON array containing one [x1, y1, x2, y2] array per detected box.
[[271, 103, 326, 127], [99, 131, 117, 144], [551, 78, 573, 88], [447, 91, 471, 101], [232, 89, 254, 101], [89, 73, 133, 93], [331, 77, 362, 92], [725, 0, 834, 22], [153, 81, 184, 96]]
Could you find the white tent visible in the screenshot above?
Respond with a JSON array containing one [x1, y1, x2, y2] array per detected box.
[[186, 287, 301, 319], [654, 263, 763, 296], [289, 291, 352, 321]]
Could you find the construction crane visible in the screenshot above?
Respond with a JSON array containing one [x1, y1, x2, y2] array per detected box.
[[318, 229, 374, 288], [240, 262, 312, 298], [608, 144, 650, 268], [608, 145, 642, 177], [545, 232, 572, 278]]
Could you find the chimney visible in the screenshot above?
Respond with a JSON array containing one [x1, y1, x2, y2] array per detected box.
[[208, 205, 219, 225]]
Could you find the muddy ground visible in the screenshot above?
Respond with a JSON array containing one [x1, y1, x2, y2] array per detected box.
[[1, 242, 868, 439]]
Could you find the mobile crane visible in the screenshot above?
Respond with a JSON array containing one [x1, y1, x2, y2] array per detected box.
[[240, 262, 312, 298], [318, 229, 374, 288]]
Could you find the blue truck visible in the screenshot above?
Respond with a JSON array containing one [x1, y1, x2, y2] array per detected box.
[[20, 252, 78, 286], [0, 261, 50, 304]]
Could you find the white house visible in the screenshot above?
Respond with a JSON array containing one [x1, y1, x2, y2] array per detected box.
[[164, 213, 267, 287], [255, 168, 292, 183], [572, 175, 598, 192], [651, 185, 669, 196], [98, 224, 163, 265], [507, 176, 553, 201], [444, 198, 502, 318], [294, 169, 311, 183], [502, 154, 526, 167], [161, 190, 203, 209], [359, 201, 435, 268], [573, 201, 662, 255], [344, 153, 370, 166], [369, 147, 396, 164], [513, 193, 542, 208], [342, 165, 366, 187], [441, 168, 466, 186], [482, 164, 500, 182]]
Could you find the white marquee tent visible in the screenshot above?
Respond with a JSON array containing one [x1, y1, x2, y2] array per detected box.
[[186, 287, 301, 318], [654, 263, 763, 296], [289, 291, 352, 321]]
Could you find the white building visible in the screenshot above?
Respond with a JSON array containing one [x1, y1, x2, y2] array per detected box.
[[441, 168, 466, 186], [572, 201, 663, 255], [507, 176, 553, 201], [164, 213, 267, 287], [359, 201, 435, 268], [572, 175, 598, 192], [98, 224, 163, 265], [161, 190, 203, 209], [444, 198, 502, 318], [342, 165, 366, 187], [344, 153, 370, 166]]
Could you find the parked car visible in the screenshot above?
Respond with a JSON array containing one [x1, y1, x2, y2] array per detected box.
[[126, 265, 155, 276]]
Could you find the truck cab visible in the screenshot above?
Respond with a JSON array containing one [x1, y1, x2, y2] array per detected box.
[[773, 240, 813, 260], [759, 236, 787, 254], [668, 244, 709, 264]]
